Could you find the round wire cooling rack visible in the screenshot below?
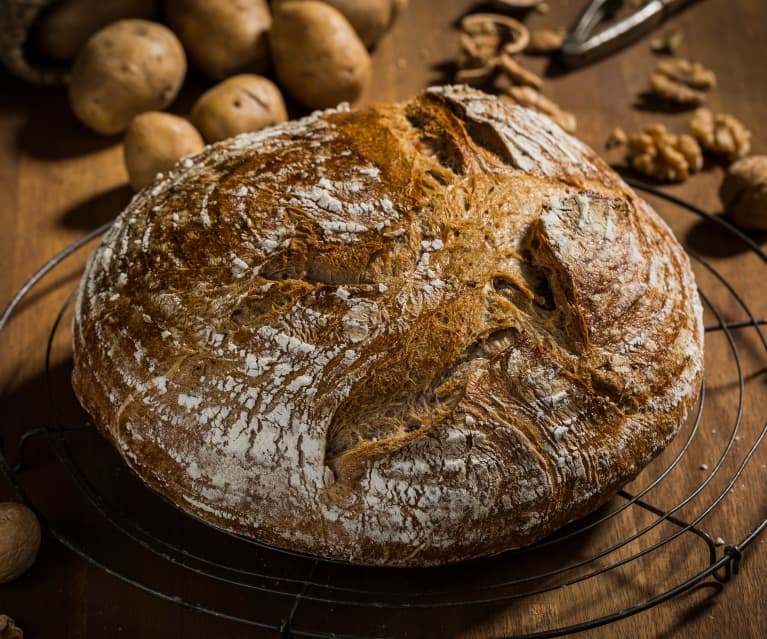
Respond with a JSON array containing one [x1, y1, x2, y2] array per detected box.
[[0, 180, 766, 639]]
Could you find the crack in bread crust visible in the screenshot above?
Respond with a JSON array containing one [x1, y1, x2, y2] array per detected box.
[[72, 86, 704, 566]]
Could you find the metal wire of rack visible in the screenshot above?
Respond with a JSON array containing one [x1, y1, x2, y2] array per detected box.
[[0, 180, 765, 638]]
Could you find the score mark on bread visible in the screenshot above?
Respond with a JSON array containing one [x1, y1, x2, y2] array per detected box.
[[72, 86, 703, 566]]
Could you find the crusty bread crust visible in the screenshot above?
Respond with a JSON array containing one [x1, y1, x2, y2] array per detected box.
[[72, 86, 704, 566]]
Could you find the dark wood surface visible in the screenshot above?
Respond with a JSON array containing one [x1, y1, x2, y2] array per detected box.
[[1, 1, 766, 637]]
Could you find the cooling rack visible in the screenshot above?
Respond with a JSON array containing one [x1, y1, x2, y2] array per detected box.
[[0, 180, 765, 639]]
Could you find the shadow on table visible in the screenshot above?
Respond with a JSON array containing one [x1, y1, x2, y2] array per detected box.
[[685, 215, 767, 259], [1, 70, 120, 160], [57, 184, 132, 230]]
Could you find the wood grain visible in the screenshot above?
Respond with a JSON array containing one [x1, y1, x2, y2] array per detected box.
[[1, 1, 765, 637]]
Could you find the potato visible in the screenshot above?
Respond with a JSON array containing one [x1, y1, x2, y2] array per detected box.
[[269, 1, 371, 109], [123, 112, 205, 190], [190, 75, 287, 143], [165, 0, 271, 79], [0, 503, 41, 584], [315, 0, 394, 48], [69, 20, 186, 135], [32, 0, 158, 61]]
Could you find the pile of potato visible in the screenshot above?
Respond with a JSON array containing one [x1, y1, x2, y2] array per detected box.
[[32, 0, 404, 189]]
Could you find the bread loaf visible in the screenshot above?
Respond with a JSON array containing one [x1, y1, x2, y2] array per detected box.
[[72, 86, 704, 566]]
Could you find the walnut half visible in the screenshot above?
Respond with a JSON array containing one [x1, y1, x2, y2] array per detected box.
[[690, 108, 752, 161], [625, 124, 703, 182], [649, 58, 716, 106]]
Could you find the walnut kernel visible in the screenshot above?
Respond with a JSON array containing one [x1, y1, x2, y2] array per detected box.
[[526, 28, 565, 54], [656, 58, 716, 89], [649, 58, 716, 106], [690, 108, 752, 161], [720, 155, 767, 230], [605, 127, 627, 149], [0, 616, 23, 639], [505, 86, 576, 133], [626, 124, 703, 182]]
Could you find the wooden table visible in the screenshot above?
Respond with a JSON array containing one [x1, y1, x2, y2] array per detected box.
[[1, 1, 765, 637]]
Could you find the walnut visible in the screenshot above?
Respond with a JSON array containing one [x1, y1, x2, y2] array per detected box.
[[505, 86, 576, 133], [649, 58, 716, 106], [720, 155, 767, 230], [498, 52, 543, 89], [526, 28, 565, 54], [0, 616, 23, 639], [656, 58, 716, 89], [650, 29, 683, 55], [625, 124, 703, 182], [605, 127, 628, 149], [690, 108, 752, 161], [0, 503, 41, 584]]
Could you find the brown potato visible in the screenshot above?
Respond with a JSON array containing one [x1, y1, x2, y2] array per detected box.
[[0, 503, 41, 584], [269, 1, 371, 109], [165, 0, 271, 79], [32, 0, 158, 62], [123, 112, 205, 190], [69, 20, 186, 135], [190, 75, 287, 144], [311, 0, 393, 48]]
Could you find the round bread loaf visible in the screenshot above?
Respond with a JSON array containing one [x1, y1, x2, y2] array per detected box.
[[72, 86, 704, 566]]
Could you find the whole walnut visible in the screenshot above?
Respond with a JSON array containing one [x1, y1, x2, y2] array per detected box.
[[720, 155, 767, 231], [0, 615, 23, 639], [0, 503, 41, 584]]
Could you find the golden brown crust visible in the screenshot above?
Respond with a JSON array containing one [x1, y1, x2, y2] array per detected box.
[[72, 86, 704, 566]]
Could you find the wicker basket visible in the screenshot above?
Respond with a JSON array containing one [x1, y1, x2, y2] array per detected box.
[[0, 0, 68, 85]]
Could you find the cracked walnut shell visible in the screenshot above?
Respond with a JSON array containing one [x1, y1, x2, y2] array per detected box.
[[626, 124, 703, 182], [650, 58, 716, 106], [690, 108, 751, 161], [720, 155, 767, 230], [459, 13, 529, 68]]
